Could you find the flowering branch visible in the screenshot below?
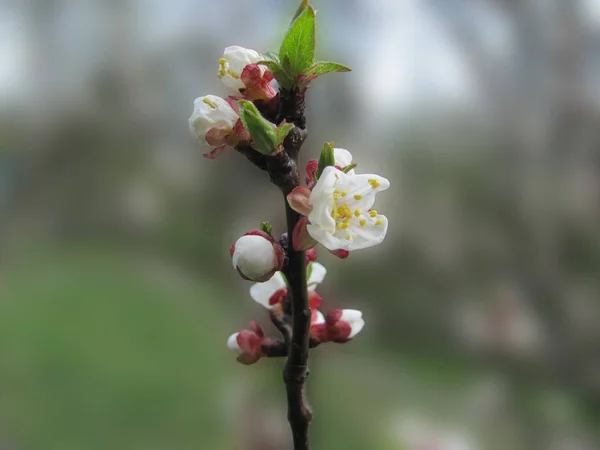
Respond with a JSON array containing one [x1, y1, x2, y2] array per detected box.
[[188, 2, 387, 448]]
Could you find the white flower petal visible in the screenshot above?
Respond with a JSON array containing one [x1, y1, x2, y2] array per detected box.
[[219, 46, 263, 92], [333, 148, 354, 173], [341, 309, 365, 338], [227, 332, 242, 353], [307, 262, 327, 289], [313, 310, 325, 325], [249, 272, 286, 309], [307, 167, 338, 234], [189, 95, 238, 142], [347, 214, 389, 250], [307, 223, 351, 251]]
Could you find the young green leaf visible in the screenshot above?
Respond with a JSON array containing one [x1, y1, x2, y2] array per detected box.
[[238, 100, 279, 155], [279, 5, 316, 82], [260, 221, 273, 235], [305, 61, 351, 79], [290, 0, 310, 26], [276, 122, 295, 145], [316, 142, 335, 179]]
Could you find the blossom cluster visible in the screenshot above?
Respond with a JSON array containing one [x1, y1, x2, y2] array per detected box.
[[189, 43, 390, 364], [228, 259, 365, 364]]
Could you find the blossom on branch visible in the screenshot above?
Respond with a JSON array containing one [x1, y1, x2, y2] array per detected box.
[[218, 46, 275, 101], [311, 309, 365, 343], [189, 95, 248, 158], [227, 321, 265, 365], [231, 231, 285, 282], [249, 262, 327, 315], [308, 166, 389, 251]]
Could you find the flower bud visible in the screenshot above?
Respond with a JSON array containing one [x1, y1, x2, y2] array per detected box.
[[227, 321, 265, 365], [189, 95, 244, 158], [230, 231, 285, 282], [325, 309, 365, 343], [218, 46, 264, 92]]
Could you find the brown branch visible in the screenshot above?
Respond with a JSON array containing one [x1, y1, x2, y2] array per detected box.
[[263, 87, 311, 450], [262, 338, 321, 358]]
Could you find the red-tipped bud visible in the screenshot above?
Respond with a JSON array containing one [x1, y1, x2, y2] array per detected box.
[[315, 309, 365, 343], [227, 323, 265, 365]]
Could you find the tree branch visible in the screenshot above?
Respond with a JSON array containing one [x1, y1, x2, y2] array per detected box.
[[265, 87, 311, 450]]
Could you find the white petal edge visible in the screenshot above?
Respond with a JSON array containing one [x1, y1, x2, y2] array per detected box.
[[341, 310, 365, 339], [227, 332, 242, 353], [307, 262, 327, 289], [334, 148, 353, 168], [312, 311, 325, 325], [249, 272, 287, 309]]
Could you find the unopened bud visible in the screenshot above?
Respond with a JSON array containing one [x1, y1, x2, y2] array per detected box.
[[230, 231, 284, 282]]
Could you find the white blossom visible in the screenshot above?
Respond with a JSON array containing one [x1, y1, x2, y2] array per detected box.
[[249, 262, 327, 310], [307, 166, 390, 251], [189, 95, 238, 144], [218, 46, 264, 92]]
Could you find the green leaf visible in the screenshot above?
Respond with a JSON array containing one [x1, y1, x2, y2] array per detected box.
[[316, 142, 335, 179], [303, 61, 351, 84], [260, 221, 273, 235], [290, 0, 310, 26], [279, 5, 316, 81], [237, 100, 279, 155]]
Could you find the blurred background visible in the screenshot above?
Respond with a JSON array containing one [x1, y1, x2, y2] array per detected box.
[[1, 0, 600, 448]]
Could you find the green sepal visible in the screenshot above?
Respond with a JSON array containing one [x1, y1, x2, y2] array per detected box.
[[237, 100, 279, 155], [316, 141, 335, 180]]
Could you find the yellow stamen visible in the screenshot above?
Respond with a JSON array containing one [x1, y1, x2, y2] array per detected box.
[[346, 235, 351, 240], [218, 58, 227, 78], [375, 219, 383, 226], [369, 210, 377, 218], [354, 194, 362, 201], [341, 190, 348, 197], [368, 179, 380, 188], [333, 190, 341, 200], [202, 97, 217, 109], [359, 219, 366, 227], [227, 68, 240, 79], [354, 209, 361, 217]]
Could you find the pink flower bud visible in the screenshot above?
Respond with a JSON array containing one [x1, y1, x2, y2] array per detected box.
[[230, 231, 285, 282], [227, 321, 265, 365], [322, 309, 365, 343]]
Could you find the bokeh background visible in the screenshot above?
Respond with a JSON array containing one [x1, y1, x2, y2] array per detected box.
[[2, 0, 600, 448]]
